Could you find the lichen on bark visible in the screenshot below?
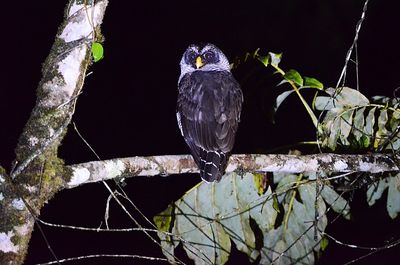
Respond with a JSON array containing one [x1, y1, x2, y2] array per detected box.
[[0, 1, 110, 264]]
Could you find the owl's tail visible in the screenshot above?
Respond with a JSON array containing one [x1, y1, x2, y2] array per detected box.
[[199, 149, 228, 182]]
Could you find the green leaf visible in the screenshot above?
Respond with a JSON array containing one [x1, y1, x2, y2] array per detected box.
[[320, 185, 350, 219], [366, 177, 390, 206], [389, 109, 400, 131], [275, 173, 298, 203], [371, 95, 391, 104], [364, 107, 376, 147], [333, 87, 370, 106], [157, 230, 177, 264], [298, 183, 328, 233], [377, 109, 389, 132], [154, 205, 177, 264], [388, 138, 400, 151], [153, 204, 173, 232], [353, 107, 366, 142], [261, 182, 328, 264], [374, 109, 389, 149], [257, 55, 270, 67], [320, 237, 329, 251], [303, 76, 324, 90], [253, 173, 267, 195], [275, 89, 304, 113], [174, 181, 231, 264], [327, 112, 341, 150], [367, 173, 400, 219], [366, 174, 400, 219], [318, 88, 374, 150], [316, 87, 369, 110], [91, 42, 104, 62], [284, 69, 304, 86], [339, 109, 354, 145], [387, 173, 400, 219], [276, 79, 289, 87], [314, 96, 335, 111], [272, 194, 280, 213], [319, 106, 342, 150], [275, 86, 322, 113]]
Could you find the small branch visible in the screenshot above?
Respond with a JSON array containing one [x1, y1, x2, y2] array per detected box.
[[65, 153, 400, 188], [336, 0, 369, 87], [37, 254, 169, 265]]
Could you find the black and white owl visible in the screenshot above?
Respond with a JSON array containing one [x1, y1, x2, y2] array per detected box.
[[177, 43, 243, 182]]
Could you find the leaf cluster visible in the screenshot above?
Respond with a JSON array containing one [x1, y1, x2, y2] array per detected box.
[[316, 88, 400, 152], [154, 173, 350, 265]]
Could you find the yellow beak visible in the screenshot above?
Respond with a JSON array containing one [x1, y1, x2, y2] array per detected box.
[[195, 56, 204, 69]]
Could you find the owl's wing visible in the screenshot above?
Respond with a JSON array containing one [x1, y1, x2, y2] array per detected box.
[[177, 71, 243, 165]]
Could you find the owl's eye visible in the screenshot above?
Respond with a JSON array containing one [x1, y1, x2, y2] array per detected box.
[[187, 51, 197, 62], [203, 51, 215, 61]]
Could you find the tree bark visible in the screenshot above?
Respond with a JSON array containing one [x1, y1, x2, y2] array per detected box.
[[0, 1, 109, 264], [64, 153, 400, 188]]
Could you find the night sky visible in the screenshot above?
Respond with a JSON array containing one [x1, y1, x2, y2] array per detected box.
[[2, 0, 400, 264]]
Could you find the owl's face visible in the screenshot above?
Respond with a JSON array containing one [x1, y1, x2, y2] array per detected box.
[[179, 43, 230, 82]]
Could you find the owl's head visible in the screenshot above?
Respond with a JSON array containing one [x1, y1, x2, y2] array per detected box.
[[179, 43, 230, 82]]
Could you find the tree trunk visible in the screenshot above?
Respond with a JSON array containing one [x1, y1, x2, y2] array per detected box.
[[0, 1, 109, 264]]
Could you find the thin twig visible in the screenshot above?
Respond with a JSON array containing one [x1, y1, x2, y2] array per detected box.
[[336, 0, 369, 88], [36, 254, 169, 265]]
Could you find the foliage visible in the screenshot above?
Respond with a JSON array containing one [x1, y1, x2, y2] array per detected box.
[[316, 88, 400, 151], [367, 173, 400, 219], [256, 51, 400, 221], [154, 172, 350, 265], [252, 50, 400, 153], [154, 50, 400, 264], [256, 51, 322, 129]]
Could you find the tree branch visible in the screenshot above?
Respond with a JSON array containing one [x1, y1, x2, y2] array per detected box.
[[65, 153, 400, 188], [0, 1, 109, 264]]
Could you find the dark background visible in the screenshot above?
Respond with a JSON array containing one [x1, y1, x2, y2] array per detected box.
[[1, 0, 400, 264]]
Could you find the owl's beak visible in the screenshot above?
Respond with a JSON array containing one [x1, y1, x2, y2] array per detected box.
[[195, 56, 204, 69]]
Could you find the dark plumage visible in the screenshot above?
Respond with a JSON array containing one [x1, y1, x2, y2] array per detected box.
[[177, 43, 243, 182]]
